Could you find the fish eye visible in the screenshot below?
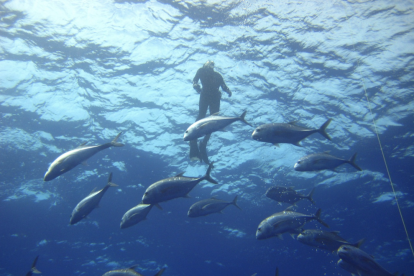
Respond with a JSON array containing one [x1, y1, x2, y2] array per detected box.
[[258, 227, 262, 231], [297, 161, 301, 164], [256, 129, 261, 132]]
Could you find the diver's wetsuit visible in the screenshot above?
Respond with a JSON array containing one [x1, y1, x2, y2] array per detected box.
[[193, 67, 231, 120], [190, 66, 231, 163]]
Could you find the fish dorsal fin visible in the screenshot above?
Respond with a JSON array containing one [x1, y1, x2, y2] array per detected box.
[[75, 142, 88, 149], [89, 187, 97, 195], [175, 172, 185, 177], [209, 112, 220, 116], [287, 121, 298, 126], [128, 265, 139, 272], [210, 195, 218, 199], [323, 150, 331, 154], [284, 205, 295, 212]]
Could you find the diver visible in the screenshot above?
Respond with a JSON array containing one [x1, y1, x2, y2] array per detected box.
[[190, 60, 232, 163]]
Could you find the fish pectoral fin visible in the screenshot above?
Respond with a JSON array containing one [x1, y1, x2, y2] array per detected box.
[[89, 187, 97, 195], [75, 142, 88, 149], [273, 143, 280, 147], [289, 233, 296, 239], [155, 204, 163, 210], [183, 194, 191, 198]]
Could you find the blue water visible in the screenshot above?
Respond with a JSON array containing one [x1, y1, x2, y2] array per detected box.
[[1, 0, 414, 275]]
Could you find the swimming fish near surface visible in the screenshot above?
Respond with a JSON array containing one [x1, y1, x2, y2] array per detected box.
[[297, 229, 364, 252], [142, 162, 218, 209], [120, 204, 153, 229], [183, 111, 252, 141], [102, 266, 165, 276], [265, 186, 315, 205], [70, 173, 118, 225], [256, 208, 329, 240], [251, 119, 331, 146], [294, 152, 362, 172], [188, 195, 241, 217], [44, 132, 124, 181], [337, 245, 403, 276]]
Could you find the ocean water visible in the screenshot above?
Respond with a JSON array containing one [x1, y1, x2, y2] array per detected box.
[[1, 0, 413, 275]]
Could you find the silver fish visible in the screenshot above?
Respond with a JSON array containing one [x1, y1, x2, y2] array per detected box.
[[297, 229, 364, 252], [102, 266, 165, 276], [294, 152, 362, 172], [44, 132, 124, 181], [142, 163, 218, 208], [70, 173, 118, 225], [251, 119, 331, 146], [265, 186, 315, 205], [188, 195, 241, 217], [183, 111, 251, 141], [256, 208, 329, 240], [120, 204, 153, 229], [337, 245, 402, 276]]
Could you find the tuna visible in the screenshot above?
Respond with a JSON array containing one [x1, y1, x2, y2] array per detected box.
[[142, 163, 218, 208], [70, 173, 118, 225], [251, 119, 332, 146], [183, 111, 252, 141], [120, 204, 153, 229], [44, 132, 124, 181], [294, 152, 362, 172], [256, 208, 329, 240], [188, 195, 241, 217], [102, 266, 165, 276], [265, 186, 315, 205], [337, 245, 403, 276], [297, 229, 364, 252]]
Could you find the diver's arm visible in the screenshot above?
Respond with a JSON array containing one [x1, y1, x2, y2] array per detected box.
[[193, 69, 202, 93], [219, 75, 232, 97]]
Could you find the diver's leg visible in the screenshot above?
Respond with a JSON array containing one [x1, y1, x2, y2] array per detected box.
[[197, 93, 209, 121], [199, 93, 221, 164], [190, 94, 208, 161], [198, 134, 211, 164]]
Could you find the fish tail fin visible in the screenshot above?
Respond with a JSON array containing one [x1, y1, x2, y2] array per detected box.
[[232, 195, 242, 210], [111, 132, 124, 147], [204, 162, 218, 184], [31, 255, 41, 274], [307, 187, 316, 205], [154, 268, 166, 276], [352, 238, 365, 248], [239, 110, 252, 127], [107, 172, 118, 187], [318, 119, 332, 141], [314, 208, 330, 228], [348, 153, 362, 171]]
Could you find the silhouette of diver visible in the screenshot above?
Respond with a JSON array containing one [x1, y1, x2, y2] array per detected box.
[[190, 60, 232, 163]]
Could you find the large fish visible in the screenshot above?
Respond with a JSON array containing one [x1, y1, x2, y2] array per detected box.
[[183, 111, 252, 141], [187, 195, 241, 217], [337, 245, 403, 276], [25, 255, 41, 276], [70, 173, 118, 225], [294, 152, 362, 172], [265, 186, 315, 205], [297, 229, 364, 252], [120, 204, 153, 229], [256, 208, 329, 240], [142, 163, 218, 208], [251, 119, 331, 146], [44, 132, 124, 181], [102, 266, 165, 276]]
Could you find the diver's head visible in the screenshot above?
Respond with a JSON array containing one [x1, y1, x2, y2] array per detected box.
[[203, 60, 215, 70]]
